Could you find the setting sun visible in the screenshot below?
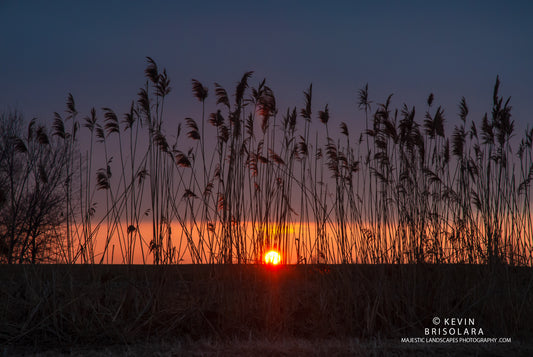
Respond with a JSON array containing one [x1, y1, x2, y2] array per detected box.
[[264, 250, 281, 265]]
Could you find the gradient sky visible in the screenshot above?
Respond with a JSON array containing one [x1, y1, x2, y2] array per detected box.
[[1, 0, 533, 136]]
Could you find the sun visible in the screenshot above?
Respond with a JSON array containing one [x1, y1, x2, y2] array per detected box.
[[264, 250, 281, 265]]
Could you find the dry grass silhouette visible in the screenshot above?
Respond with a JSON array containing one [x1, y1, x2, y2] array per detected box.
[[1, 59, 532, 265]]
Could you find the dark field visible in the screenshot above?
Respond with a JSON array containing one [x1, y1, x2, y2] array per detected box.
[[1, 264, 533, 356]]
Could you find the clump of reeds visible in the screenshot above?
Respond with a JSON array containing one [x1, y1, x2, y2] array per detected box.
[[1, 58, 532, 266]]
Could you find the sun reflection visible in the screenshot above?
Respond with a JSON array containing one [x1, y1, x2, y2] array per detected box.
[[264, 250, 281, 265]]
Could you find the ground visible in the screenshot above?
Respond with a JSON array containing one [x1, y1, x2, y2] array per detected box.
[[4, 338, 533, 356], [1, 264, 532, 356]]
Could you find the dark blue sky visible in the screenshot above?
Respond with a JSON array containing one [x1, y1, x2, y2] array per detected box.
[[1, 0, 532, 135]]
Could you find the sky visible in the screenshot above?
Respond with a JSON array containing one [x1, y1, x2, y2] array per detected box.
[[1, 0, 533, 138]]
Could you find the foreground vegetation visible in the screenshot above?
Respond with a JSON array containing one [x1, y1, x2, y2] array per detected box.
[[1, 59, 532, 265], [1, 264, 532, 351], [7, 336, 533, 357]]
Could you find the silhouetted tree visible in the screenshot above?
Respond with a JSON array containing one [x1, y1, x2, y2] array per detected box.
[[0, 112, 69, 263]]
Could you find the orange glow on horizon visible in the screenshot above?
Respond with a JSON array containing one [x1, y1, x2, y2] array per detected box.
[[264, 250, 281, 265]]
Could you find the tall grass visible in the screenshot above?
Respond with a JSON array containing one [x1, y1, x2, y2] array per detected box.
[[2, 264, 533, 346], [1, 59, 532, 265]]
